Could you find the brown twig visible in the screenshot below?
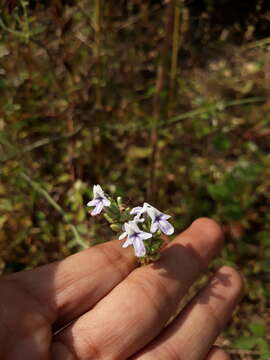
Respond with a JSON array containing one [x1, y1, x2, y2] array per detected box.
[[169, 1, 189, 110], [147, 0, 175, 203], [94, 0, 103, 109]]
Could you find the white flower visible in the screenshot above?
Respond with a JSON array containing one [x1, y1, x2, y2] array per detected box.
[[148, 206, 174, 235], [130, 202, 152, 220], [87, 185, 111, 216], [131, 202, 174, 236], [119, 221, 152, 257]]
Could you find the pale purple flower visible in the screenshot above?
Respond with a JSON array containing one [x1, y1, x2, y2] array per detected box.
[[148, 206, 174, 235], [119, 221, 152, 257], [130, 202, 152, 220], [131, 203, 174, 236], [87, 184, 111, 216]]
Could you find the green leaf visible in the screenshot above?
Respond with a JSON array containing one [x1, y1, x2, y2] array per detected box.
[[77, 224, 88, 235], [257, 231, 270, 247], [260, 259, 270, 272], [235, 162, 262, 182], [257, 338, 270, 360], [248, 322, 266, 337], [0, 215, 7, 228], [207, 183, 229, 201], [223, 202, 244, 220], [144, 86, 156, 98], [0, 199, 13, 211], [213, 134, 231, 151], [127, 146, 151, 159], [104, 213, 114, 224], [110, 223, 122, 232], [232, 336, 258, 350], [150, 238, 163, 253]]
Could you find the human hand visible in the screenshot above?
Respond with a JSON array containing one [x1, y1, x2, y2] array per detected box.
[[0, 218, 243, 359]]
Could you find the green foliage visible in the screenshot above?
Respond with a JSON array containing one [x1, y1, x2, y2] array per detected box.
[[212, 134, 231, 152], [232, 323, 270, 360], [207, 161, 263, 220]]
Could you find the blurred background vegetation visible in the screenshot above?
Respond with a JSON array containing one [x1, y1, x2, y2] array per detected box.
[[0, 0, 270, 358]]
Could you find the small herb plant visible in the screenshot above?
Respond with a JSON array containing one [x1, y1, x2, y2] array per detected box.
[[87, 185, 174, 264]]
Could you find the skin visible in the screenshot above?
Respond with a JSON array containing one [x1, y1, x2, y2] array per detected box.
[[0, 217, 243, 359]]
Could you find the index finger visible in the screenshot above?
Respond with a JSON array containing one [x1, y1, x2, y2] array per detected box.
[[8, 239, 137, 328]]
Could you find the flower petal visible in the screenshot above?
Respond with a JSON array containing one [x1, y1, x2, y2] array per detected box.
[[86, 199, 99, 207], [159, 219, 174, 235], [130, 206, 143, 215], [102, 198, 111, 207], [140, 231, 152, 240], [122, 237, 133, 248], [124, 222, 133, 237], [93, 184, 104, 198], [123, 222, 130, 233], [147, 206, 157, 222], [90, 201, 104, 216], [150, 221, 159, 233], [119, 231, 127, 240], [133, 237, 146, 257], [129, 221, 141, 234]]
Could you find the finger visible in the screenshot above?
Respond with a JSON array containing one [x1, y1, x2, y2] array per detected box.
[[9, 240, 137, 328], [206, 346, 231, 360], [133, 266, 243, 360], [54, 218, 224, 359]]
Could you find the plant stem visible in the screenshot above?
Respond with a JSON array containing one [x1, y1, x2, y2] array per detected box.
[[148, 0, 175, 203], [67, 110, 76, 182], [94, 0, 102, 109], [21, 0, 30, 44], [162, 97, 268, 128], [20, 172, 88, 250], [169, 1, 181, 107], [102, 96, 266, 133], [244, 36, 270, 49]]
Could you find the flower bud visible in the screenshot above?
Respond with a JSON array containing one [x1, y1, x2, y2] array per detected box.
[[117, 196, 122, 206], [110, 223, 122, 232], [104, 213, 114, 224]]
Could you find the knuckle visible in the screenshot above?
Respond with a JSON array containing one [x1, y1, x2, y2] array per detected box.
[[152, 343, 184, 360], [127, 272, 174, 320], [161, 343, 184, 360], [127, 275, 162, 314], [95, 242, 131, 280]]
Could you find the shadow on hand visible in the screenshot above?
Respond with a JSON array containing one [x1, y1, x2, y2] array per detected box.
[[150, 243, 232, 305]]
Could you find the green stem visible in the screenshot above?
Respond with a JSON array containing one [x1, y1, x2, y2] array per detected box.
[[20, 172, 88, 250], [161, 96, 268, 128], [0, 125, 83, 163], [0, 5, 29, 43], [102, 96, 266, 133], [21, 0, 30, 43], [0, 15, 24, 37]]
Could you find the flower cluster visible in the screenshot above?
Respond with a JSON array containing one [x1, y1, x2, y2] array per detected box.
[[87, 185, 174, 264]]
